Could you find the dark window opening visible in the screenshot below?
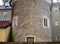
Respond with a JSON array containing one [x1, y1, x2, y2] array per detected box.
[[44, 18, 48, 27], [27, 37, 34, 43], [59, 8, 60, 12]]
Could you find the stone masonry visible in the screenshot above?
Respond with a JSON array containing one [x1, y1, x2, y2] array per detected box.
[[12, 0, 52, 42]]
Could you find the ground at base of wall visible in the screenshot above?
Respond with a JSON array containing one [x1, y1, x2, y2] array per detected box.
[[0, 42, 60, 44]]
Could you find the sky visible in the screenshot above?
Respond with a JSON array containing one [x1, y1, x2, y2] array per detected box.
[[0, 0, 60, 6], [0, 0, 4, 6], [53, 0, 58, 3], [53, 0, 60, 3]]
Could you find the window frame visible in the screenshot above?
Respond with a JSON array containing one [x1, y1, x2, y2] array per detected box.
[[43, 16, 50, 28], [25, 35, 36, 42], [12, 16, 18, 28]]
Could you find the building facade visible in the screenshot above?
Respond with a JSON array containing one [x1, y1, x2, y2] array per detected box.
[[12, 0, 52, 42], [52, 3, 60, 41], [0, 0, 12, 42]]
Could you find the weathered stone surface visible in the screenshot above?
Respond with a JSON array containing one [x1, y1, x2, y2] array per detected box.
[[12, 0, 52, 42]]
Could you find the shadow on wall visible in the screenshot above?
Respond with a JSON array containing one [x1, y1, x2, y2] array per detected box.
[[7, 27, 14, 42]]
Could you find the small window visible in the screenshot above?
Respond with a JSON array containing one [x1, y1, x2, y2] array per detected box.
[[27, 37, 34, 43], [43, 16, 49, 28], [44, 18, 47, 27], [3, 12, 8, 18], [59, 8, 60, 12], [55, 35, 60, 41], [54, 8, 59, 12], [12, 16, 18, 28]]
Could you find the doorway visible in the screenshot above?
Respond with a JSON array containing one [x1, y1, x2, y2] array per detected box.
[[27, 37, 34, 44]]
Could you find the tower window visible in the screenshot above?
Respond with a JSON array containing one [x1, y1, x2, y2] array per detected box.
[[44, 18, 47, 27], [43, 16, 49, 28]]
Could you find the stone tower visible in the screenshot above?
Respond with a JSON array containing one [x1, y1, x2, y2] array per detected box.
[[12, 0, 52, 42]]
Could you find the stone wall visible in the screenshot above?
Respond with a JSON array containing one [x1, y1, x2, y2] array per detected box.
[[12, 0, 52, 42]]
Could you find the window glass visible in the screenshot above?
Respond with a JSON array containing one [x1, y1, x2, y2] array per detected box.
[[3, 12, 7, 19], [44, 18, 47, 27]]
